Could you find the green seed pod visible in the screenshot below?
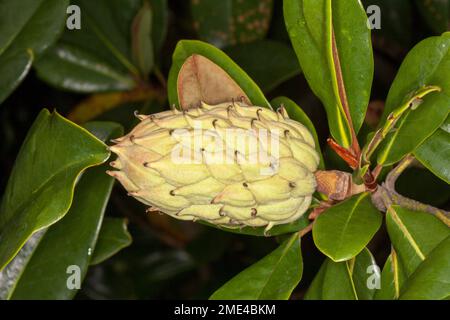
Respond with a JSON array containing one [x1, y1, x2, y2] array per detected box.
[[108, 102, 319, 232]]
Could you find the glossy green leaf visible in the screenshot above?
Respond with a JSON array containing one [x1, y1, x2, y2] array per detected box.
[[0, 0, 68, 104], [35, 44, 136, 93], [304, 258, 355, 300], [380, 33, 450, 122], [90, 218, 132, 266], [190, 0, 273, 48], [0, 50, 33, 105], [210, 233, 302, 300], [305, 248, 379, 300], [386, 205, 450, 277], [271, 96, 324, 169], [313, 193, 382, 262], [225, 40, 301, 92], [414, 116, 450, 183], [0, 122, 120, 299], [284, 0, 373, 147], [10, 164, 114, 299], [168, 40, 269, 108], [351, 248, 380, 300], [131, 1, 154, 77], [377, 93, 449, 166], [67, 0, 140, 73], [400, 235, 450, 300], [2, 122, 122, 300], [35, 0, 145, 93], [416, 0, 449, 34], [374, 249, 407, 300], [377, 33, 450, 166], [0, 110, 110, 271]]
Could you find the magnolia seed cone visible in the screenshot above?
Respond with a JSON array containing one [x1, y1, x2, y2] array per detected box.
[[108, 102, 320, 232]]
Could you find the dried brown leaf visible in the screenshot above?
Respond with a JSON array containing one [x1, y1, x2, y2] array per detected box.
[[177, 54, 249, 109]]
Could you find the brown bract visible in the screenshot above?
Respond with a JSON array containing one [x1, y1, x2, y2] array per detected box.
[[177, 54, 250, 109]]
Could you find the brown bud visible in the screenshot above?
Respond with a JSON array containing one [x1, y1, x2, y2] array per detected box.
[[314, 170, 365, 201]]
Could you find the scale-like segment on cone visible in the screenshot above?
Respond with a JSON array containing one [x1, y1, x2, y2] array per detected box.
[[107, 101, 320, 232]]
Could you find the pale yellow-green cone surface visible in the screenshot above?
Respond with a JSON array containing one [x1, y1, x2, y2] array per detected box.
[[108, 102, 319, 232]]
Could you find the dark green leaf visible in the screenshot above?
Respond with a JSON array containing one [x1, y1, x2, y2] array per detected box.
[[414, 116, 450, 183], [271, 96, 324, 169], [90, 218, 132, 266], [352, 248, 380, 300], [386, 205, 450, 277], [0, 110, 109, 271], [210, 233, 302, 300], [225, 40, 300, 93], [377, 93, 449, 166], [0, 122, 121, 299], [400, 235, 450, 300], [190, 0, 273, 48], [35, 43, 136, 93], [313, 193, 382, 262], [67, 0, 140, 73], [168, 40, 269, 108], [0, 50, 33, 105], [35, 0, 145, 93], [374, 249, 407, 300], [305, 248, 379, 300], [131, 1, 154, 77], [0, 0, 68, 104], [2, 122, 122, 299], [10, 164, 114, 299], [377, 33, 450, 166], [149, 0, 168, 55], [284, 0, 373, 147]]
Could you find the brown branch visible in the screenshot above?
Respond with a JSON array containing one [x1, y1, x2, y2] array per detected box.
[[384, 154, 415, 189], [373, 155, 450, 226], [299, 223, 313, 238]]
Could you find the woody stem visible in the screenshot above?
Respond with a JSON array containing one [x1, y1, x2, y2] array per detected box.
[[379, 155, 450, 226]]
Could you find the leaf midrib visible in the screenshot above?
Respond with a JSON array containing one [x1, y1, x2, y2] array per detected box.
[[388, 206, 426, 261], [84, 13, 139, 77]]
